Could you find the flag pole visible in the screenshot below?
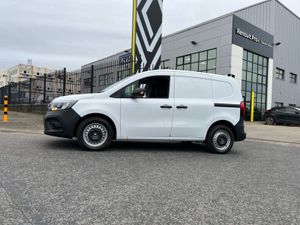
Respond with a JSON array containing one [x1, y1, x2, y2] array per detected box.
[[131, 0, 137, 75]]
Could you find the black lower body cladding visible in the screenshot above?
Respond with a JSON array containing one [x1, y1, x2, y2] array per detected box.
[[234, 117, 246, 141], [44, 108, 81, 138]]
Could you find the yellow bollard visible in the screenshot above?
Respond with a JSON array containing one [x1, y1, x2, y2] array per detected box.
[[3, 95, 8, 122], [250, 91, 255, 122]]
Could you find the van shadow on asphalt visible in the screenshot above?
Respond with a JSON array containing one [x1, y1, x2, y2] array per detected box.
[[42, 138, 231, 154]]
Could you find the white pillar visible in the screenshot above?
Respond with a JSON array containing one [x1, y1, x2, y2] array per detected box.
[[230, 44, 243, 89]]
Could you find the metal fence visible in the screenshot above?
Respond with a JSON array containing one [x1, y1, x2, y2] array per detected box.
[[0, 68, 81, 104], [81, 58, 168, 93], [0, 58, 169, 104]]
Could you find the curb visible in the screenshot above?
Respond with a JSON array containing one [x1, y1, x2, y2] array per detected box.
[[247, 138, 300, 147], [0, 128, 43, 135]]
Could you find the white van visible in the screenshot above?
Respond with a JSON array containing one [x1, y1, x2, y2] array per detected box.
[[44, 70, 246, 153]]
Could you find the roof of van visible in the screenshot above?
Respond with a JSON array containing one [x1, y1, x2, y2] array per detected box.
[[141, 69, 234, 82]]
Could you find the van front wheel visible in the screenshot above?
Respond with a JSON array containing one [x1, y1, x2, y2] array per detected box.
[[206, 125, 234, 154], [76, 117, 113, 151]]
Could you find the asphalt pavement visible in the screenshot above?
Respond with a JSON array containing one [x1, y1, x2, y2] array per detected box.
[[2, 110, 300, 145], [0, 111, 300, 224], [0, 131, 299, 225], [0, 110, 43, 133]]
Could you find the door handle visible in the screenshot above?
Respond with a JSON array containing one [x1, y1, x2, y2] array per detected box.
[[176, 105, 188, 109], [160, 105, 172, 109]]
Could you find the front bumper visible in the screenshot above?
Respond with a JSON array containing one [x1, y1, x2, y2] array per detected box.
[[44, 108, 81, 138]]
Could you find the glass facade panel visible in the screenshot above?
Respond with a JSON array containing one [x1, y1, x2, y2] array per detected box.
[[200, 51, 207, 61], [253, 54, 258, 64], [183, 64, 190, 71], [191, 63, 198, 71], [263, 67, 267, 76], [207, 59, 216, 70], [247, 52, 253, 61], [253, 64, 258, 74], [246, 72, 252, 82], [242, 70, 246, 80], [176, 48, 217, 74], [243, 60, 247, 69], [263, 58, 268, 66], [177, 58, 183, 66], [258, 65, 263, 75], [289, 73, 297, 84], [191, 53, 199, 63], [199, 61, 207, 71], [177, 65, 183, 70], [247, 62, 253, 72], [242, 50, 268, 120], [184, 55, 191, 64], [246, 82, 251, 91], [275, 68, 285, 80], [257, 75, 262, 83], [208, 49, 217, 59], [258, 56, 263, 65], [160, 59, 170, 69], [252, 73, 257, 83], [243, 51, 247, 59]]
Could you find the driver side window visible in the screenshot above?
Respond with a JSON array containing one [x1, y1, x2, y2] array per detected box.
[[112, 76, 170, 98]]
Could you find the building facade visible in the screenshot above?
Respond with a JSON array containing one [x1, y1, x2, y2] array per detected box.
[[81, 0, 300, 119], [6, 64, 52, 84], [0, 69, 7, 87]]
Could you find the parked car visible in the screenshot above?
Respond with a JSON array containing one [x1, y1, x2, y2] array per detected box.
[[264, 107, 300, 125], [44, 70, 246, 154]]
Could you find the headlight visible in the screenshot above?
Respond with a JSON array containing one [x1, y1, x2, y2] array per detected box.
[[48, 100, 77, 111]]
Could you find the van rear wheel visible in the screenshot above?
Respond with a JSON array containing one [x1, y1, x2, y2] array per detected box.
[[206, 125, 234, 154], [76, 117, 113, 151]]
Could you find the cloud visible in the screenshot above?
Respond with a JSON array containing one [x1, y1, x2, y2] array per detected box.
[[0, 0, 132, 70], [0, 0, 299, 70]]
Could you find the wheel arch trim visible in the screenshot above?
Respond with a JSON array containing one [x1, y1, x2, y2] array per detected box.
[[73, 113, 117, 139], [206, 120, 236, 141]]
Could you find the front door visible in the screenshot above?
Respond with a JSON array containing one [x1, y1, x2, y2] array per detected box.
[[120, 75, 174, 138]]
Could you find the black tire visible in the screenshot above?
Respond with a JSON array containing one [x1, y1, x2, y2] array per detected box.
[[76, 117, 114, 151], [265, 116, 275, 125], [206, 125, 234, 154]]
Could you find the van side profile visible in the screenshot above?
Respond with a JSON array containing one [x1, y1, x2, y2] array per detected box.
[[44, 70, 246, 153]]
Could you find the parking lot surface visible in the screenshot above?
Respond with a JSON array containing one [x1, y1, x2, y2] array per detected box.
[[0, 131, 299, 225], [1, 110, 300, 145]]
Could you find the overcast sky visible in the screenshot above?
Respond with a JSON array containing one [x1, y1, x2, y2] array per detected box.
[[0, 0, 299, 71]]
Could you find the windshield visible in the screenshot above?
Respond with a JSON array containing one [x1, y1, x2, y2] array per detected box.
[[99, 76, 133, 93]]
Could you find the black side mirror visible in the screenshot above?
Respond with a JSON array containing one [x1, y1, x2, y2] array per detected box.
[[132, 88, 146, 98]]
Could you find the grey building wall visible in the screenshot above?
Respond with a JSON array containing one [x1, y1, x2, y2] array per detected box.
[[235, 0, 300, 106], [81, 51, 130, 93], [161, 15, 233, 76], [80, 0, 300, 107], [234, 0, 275, 34], [272, 2, 300, 106], [164, 0, 300, 106]]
